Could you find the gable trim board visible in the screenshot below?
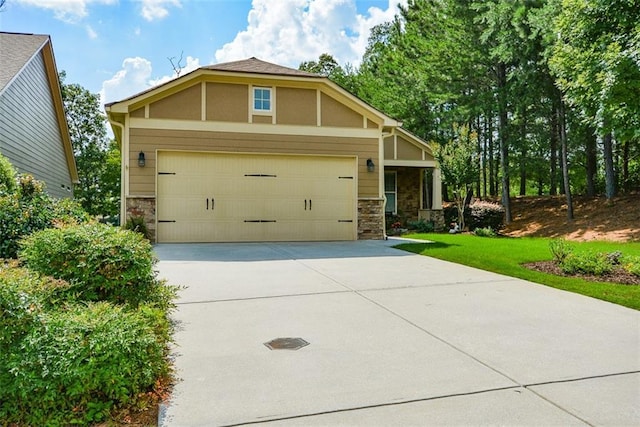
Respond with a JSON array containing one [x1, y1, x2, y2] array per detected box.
[[107, 57, 439, 242]]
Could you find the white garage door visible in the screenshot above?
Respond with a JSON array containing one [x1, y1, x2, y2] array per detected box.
[[156, 151, 357, 242]]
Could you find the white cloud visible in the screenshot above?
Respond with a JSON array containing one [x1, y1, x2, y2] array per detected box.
[[100, 55, 201, 106], [16, 0, 116, 22], [214, 0, 406, 68], [85, 24, 98, 39], [140, 0, 181, 22], [101, 57, 154, 106]]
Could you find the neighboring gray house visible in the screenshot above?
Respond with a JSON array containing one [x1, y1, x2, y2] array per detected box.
[[0, 32, 78, 198]]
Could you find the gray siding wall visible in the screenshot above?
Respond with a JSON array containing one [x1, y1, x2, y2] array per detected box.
[[0, 51, 73, 199]]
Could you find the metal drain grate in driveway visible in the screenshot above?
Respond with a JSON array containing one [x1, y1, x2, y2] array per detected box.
[[264, 337, 309, 350]]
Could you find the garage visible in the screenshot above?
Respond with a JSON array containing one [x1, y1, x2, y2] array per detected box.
[[156, 151, 357, 243]]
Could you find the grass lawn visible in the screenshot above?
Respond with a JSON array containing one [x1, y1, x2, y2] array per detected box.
[[396, 233, 640, 311]]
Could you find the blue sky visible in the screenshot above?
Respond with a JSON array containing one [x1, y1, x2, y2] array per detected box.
[[0, 0, 405, 106]]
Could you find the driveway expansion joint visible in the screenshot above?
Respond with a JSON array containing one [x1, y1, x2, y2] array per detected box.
[[217, 385, 525, 427]]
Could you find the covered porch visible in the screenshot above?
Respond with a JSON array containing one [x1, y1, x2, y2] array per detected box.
[[383, 128, 444, 231]]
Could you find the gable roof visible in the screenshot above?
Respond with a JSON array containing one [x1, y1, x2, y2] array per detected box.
[[0, 32, 49, 94], [203, 57, 321, 78], [106, 57, 400, 128], [0, 32, 78, 183]]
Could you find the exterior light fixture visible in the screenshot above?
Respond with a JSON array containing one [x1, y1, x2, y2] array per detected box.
[[366, 158, 375, 172], [138, 151, 146, 167]]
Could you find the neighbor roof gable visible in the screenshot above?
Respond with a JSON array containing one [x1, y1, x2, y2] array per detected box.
[[0, 31, 78, 183], [0, 32, 49, 95]]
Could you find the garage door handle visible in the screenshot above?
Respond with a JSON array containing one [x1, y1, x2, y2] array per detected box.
[[304, 199, 307, 210], [309, 199, 312, 210], [211, 197, 215, 211], [206, 198, 209, 210]]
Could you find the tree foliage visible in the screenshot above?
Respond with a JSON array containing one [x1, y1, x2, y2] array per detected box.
[[298, 0, 639, 213], [60, 72, 120, 216], [434, 126, 480, 231]]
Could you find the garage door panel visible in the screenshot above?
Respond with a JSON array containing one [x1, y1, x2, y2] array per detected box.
[[157, 152, 357, 243]]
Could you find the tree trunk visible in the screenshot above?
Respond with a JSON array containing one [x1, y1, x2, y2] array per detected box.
[[549, 102, 558, 196], [519, 107, 527, 196], [585, 126, 597, 197], [497, 63, 511, 223], [488, 113, 496, 197], [558, 100, 573, 220], [482, 115, 488, 198], [622, 139, 630, 191], [603, 132, 616, 200], [476, 116, 482, 199]]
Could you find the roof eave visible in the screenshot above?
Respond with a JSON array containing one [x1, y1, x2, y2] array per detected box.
[[41, 38, 79, 183]]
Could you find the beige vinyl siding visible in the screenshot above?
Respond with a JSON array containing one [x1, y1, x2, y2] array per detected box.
[[383, 136, 394, 159], [396, 135, 424, 160], [320, 93, 363, 128], [205, 82, 248, 122], [366, 118, 378, 129], [0, 51, 73, 199], [128, 128, 379, 197], [149, 84, 201, 120], [130, 107, 145, 118], [252, 115, 272, 124], [277, 87, 317, 126]]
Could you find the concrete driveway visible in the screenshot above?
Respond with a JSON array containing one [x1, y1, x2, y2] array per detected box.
[[155, 240, 640, 426]]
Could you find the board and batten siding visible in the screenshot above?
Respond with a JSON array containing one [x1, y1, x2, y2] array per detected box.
[[128, 128, 379, 198], [0, 51, 73, 199]]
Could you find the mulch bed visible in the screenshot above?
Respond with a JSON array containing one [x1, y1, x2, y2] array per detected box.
[[524, 261, 640, 286]]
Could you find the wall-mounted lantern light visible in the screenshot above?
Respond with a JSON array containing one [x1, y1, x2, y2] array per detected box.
[[138, 151, 146, 167], [366, 158, 375, 172]]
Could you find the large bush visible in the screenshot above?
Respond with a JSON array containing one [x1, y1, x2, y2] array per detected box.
[[466, 200, 505, 231], [0, 302, 167, 425], [19, 223, 170, 308], [0, 153, 17, 195], [0, 175, 89, 258], [0, 262, 71, 351]]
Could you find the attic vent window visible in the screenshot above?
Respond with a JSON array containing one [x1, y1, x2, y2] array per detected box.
[[253, 87, 271, 112]]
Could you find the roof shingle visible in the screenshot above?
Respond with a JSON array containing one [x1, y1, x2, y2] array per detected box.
[[0, 32, 49, 93], [203, 57, 321, 78]]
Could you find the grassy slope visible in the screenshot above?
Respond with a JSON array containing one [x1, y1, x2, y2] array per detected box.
[[397, 233, 640, 310]]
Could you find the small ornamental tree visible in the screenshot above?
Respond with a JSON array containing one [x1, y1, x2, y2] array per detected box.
[[434, 126, 480, 231]]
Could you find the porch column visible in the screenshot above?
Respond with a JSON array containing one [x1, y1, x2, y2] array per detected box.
[[432, 168, 443, 209]]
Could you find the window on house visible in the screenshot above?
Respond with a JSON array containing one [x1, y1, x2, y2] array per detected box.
[[253, 87, 271, 112], [384, 171, 397, 214]]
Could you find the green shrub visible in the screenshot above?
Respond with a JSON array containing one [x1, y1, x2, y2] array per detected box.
[[560, 251, 613, 276], [407, 218, 435, 233], [125, 215, 150, 239], [0, 175, 89, 259], [51, 197, 92, 225], [466, 200, 505, 231], [19, 223, 168, 307], [474, 226, 497, 237], [0, 302, 167, 425], [0, 262, 72, 351], [623, 255, 640, 277], [0, 153, 17, 195], [549, 239, 573, 263]]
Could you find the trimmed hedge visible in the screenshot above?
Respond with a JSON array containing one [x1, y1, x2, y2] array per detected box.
[[19, 223, 168, 308], [0, 262, 72, 351], [467, 200, 505, 231], [0, 302, 167, 425]]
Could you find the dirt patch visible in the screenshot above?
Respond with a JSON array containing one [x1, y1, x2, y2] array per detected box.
[[524, 260, 640, 286], [503, 193, 640, 242]]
